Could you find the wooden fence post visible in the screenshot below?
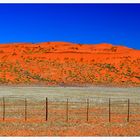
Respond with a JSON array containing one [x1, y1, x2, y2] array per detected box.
[[86, 99, 89, 122], [3, 97, 5, 121], [46, 97, 48, 121], [66, 98, 69, 122], [25, 98, 27, 121], [109, 98, 111, 122], [127, 99, 130, 122]]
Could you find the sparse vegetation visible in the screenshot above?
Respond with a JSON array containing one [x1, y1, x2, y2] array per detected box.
[[0, 42, 139, 86]]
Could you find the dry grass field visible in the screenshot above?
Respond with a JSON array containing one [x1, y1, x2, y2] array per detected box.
[[0, 86, 140, 136]]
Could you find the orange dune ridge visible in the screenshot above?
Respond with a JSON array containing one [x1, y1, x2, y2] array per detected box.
[[0, 42, 139, 86]]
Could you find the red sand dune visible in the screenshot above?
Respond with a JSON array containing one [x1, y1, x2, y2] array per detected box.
[[0, 42, 139, 86]]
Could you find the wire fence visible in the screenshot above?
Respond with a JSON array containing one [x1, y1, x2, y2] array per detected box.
[[0, 97, 140, 123]]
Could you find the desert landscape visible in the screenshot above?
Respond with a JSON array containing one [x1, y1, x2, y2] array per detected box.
[[0, 3, 140, 137], [0, 87, 140, 136], [0, 42, 139, 136], [0, 42, 139, 87]]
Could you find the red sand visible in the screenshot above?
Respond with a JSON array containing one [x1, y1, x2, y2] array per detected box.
[[0, 42, 139, 86], [0, 113, 140, 136]]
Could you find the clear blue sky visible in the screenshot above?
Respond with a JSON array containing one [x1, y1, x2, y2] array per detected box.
[[0, 4, 140, 50]]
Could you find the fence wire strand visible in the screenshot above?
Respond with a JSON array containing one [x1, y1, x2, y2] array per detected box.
[[0, 97, 140, 123]]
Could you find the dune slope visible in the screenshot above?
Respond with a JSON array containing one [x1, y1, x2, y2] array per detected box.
[[0, 42, 139, 86]]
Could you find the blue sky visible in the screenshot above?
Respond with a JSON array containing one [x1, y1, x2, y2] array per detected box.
[[0, 4, 140, 50]]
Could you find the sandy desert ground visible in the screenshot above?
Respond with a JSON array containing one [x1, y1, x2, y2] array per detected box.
[[0, 86, 140, 136]]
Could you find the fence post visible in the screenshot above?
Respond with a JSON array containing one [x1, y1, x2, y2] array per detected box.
[[25, 98, 27, 121], [3, 97, 5, 121], [66, 98, 69, 122], [127, 99, 130, 122], [109, 98, 111, 122], [86, 99, 89, 122], [46, 97, 48, 121]]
